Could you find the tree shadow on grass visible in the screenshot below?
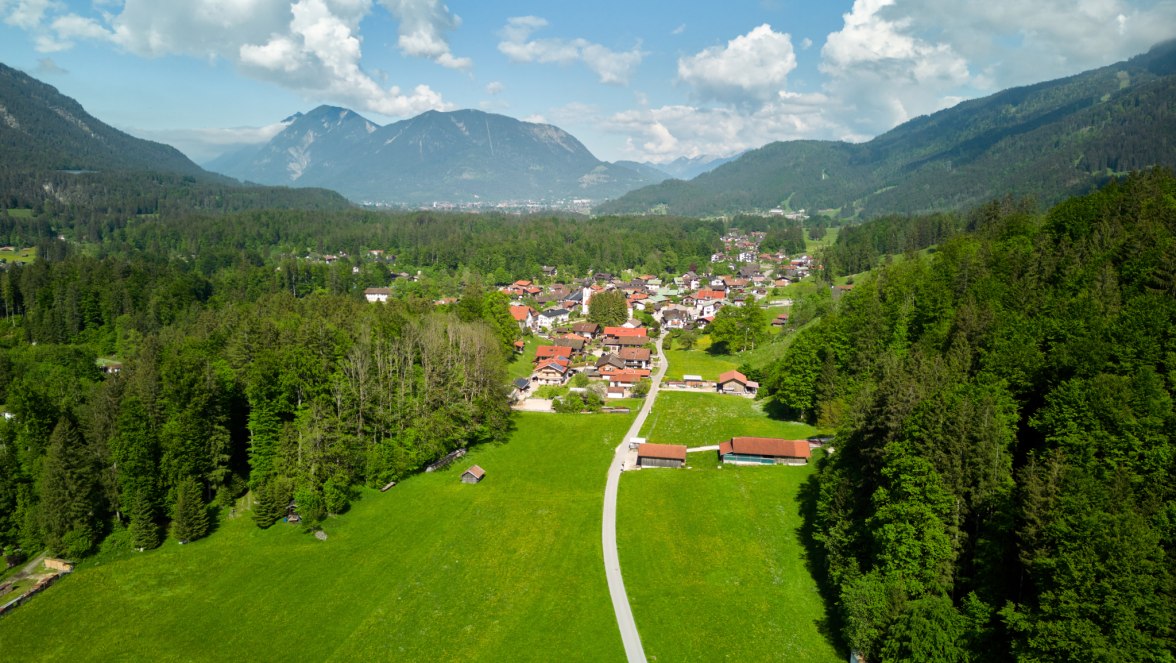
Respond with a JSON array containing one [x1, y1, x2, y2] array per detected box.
[[796, 463, 849, 658]]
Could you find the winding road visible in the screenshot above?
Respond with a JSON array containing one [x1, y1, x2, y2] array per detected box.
[[602, 334, 666, 663]]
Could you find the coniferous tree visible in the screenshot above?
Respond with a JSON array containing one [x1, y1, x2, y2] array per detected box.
[[39, 417, 99, 557], [128, 488, 160, 551], [589, 290, 627, 327], [171, 476, 208, 543]]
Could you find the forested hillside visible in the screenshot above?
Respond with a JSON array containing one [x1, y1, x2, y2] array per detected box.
[[599, 41, 1176, 218], [761, 169, 1176, 660]]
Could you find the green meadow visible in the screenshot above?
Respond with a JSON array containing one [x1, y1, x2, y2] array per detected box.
[[662, 347, 739, 382], [618, 453, 841, 662], [0, 413, 631, 662], [639, 391, 822, 447]]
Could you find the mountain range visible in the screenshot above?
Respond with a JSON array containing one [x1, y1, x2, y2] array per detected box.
[[207, 107, 680, 205], [598, 40, 1176, 218]]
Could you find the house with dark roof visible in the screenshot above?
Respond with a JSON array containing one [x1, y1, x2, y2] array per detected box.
[[537, 307, 572, 330], [618, 347, 652, 370], [571, 321, 600, 339], [637, 443, 687, 468], [717, 370, 758, 395], [717, 437, 810, 465]]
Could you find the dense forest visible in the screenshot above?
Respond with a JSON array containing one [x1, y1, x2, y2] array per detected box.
[[0, 202, 724, 560], [762, 169, 1176, 660]]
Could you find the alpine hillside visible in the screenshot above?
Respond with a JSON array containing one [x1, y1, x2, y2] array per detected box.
[[0, 63, 207, 177], [208, 107, 662, 205], [598, 40, 1176, 218]]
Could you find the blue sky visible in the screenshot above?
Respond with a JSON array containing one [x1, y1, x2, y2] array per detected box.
[[1, 1, 1173, 164]]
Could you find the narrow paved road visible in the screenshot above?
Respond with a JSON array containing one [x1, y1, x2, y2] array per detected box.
[[602, 334, 666, 663]]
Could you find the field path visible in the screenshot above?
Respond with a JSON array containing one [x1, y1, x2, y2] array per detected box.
[[602, 334, 665, 663]]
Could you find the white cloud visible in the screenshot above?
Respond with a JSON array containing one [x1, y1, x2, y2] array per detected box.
[[607, 92, 838, 162], [379, 0, 471, 70], [678, 24, 798, 106], [820, 0, 972, 133], [131, 120, 295, 163], [498, 15, 644, 85], [24, 0, 450, 118], [2, 0, 54, 29], [485, 80, 504, 95]]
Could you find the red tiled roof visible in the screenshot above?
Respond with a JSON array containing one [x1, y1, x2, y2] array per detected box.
[[605, 369, 650, 384], [717, 370, 748, 385], [464, 465, 485, 479], [695, 289, 727, 300], [603, 326, 647, 338], [723, 437, 810, 459], [638, 443, 687, 462], [510, 305, 533, 322], [535, 345, 573, 360], [618, 348, 651, 361]]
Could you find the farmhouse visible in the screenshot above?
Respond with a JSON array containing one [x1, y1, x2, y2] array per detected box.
[[537, 307, 571, 330], [510, 305, 536, 332], [461, 465, 486, 483], [717, 370, 758, 395], [618, 347, 652, 369], [534, 345, 574, 364], [718, 437, 810, 465], [532, 359, 570, 385], [363, 287, 391, 303], [637, 443, 687, 468], [571, 321, 600, 339]]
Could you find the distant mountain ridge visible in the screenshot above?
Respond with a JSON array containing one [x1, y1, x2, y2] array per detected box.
[[209, 107, 663, 204], [0, 62, 350, 213], [0, 62, 207, 176], [598, 41, 1176, 218]]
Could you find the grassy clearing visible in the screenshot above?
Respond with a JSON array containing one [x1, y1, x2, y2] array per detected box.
[[0, 246, 36, 264], [639, 391, 822, 447], [4, 208, 34, 219], [0, 413, 631, 662], [663, 348, 739, 381], [805, 226, 840, 254], [505, 334, 542, 381], [618, 456, 841, 662]]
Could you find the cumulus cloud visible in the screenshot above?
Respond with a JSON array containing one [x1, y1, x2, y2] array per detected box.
[[606, 91, 837, 162], [485, 80, 504, 95], [2, 0, 53, 30], [132, 120, 296, 163], [17, 0, 452, 118], [678, 24, 798, 106], [379, 0, 471, 70], [498, 15, 644, 85]]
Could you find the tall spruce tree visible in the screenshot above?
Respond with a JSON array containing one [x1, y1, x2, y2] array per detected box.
[[128, 487, 160, 551], [171, 477, 208, 543], [589, 290, 627, 327], [39, 417, 99, 557]]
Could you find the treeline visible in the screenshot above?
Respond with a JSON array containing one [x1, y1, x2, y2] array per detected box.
[[761, 169, 1176, 660], [0, 285, 510, 558]]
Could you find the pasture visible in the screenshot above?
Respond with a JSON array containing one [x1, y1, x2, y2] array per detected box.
[[0, 413, 631, 662]]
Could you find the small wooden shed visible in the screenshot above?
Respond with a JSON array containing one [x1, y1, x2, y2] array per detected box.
[[637, 443, 688, 468], [461, 465, 486, 484]]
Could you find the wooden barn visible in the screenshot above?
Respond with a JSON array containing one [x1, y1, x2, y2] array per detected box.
[[461, 465, 486, 484], [637, 443, 688, 468], [718, 437, 810, 465]]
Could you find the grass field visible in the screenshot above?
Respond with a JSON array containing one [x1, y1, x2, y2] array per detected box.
[[0, 413, 632, 662], [618, 455, 841, 662], [639, 391, 823, 447], [4, 208, 34, 218], [505, 334, 542, 381], [0, 246, 36, 264], [663, 347, 739, 381]]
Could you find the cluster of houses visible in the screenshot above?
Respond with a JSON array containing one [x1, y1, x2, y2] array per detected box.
[[634, 437, 817, 469], [513, 322, 655, 400]]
